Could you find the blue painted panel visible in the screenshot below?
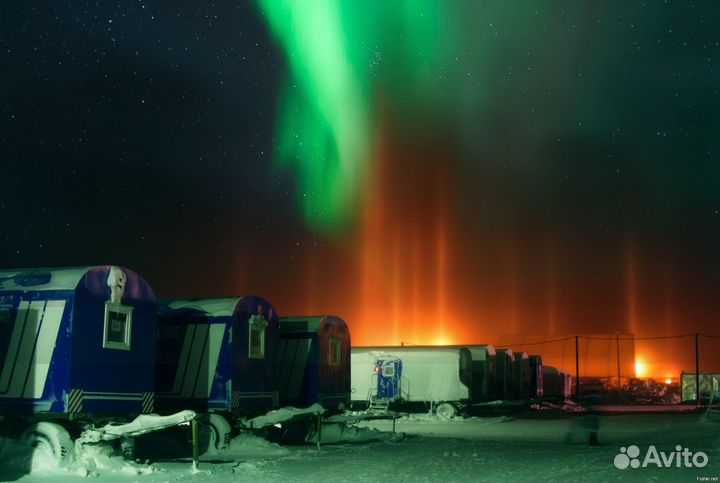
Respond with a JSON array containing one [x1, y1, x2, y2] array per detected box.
[[70, 268, 156, 414], [279, 315, 351, 410], [208, 322, 233, 409], [0, 266, 157, 417], [156, 296, 279, 416], [155, 315, 232, 413], [157, 318, 232, 412], [70, 299, 155, 399], [375, 359, 402, 400], [232, 296, 279, 414]]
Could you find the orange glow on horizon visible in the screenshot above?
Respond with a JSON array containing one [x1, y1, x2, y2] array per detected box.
[[626, 240, 639, 336], [432, 335, 453, 346], [635, 359, 646, 378], [634, 354, 682, 380], [354, 121, 459, 347], [312, 114, 706, 370]]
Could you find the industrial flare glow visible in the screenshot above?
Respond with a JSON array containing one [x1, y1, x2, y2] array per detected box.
[[432, 336, 454, 346], [635, 359, 646, 378]]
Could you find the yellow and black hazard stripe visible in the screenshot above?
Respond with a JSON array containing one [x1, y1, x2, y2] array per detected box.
[[142, 392, 154, 413], [68, 388, 83, 414]]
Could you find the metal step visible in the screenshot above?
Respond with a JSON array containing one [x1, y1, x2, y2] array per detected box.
[[367, 398, 390, 412]]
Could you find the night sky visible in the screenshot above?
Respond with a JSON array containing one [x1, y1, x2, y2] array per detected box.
[[2, 1, 719, 346]]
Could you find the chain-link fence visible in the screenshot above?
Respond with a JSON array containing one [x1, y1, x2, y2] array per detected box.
[[490, 333, 720, 404]]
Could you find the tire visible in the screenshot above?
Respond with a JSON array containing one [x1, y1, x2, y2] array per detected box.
[[201, 414, 232, 452], [22, 422, 75, 468], [435, 402, 458, 421], [120, 437, 135, 460]]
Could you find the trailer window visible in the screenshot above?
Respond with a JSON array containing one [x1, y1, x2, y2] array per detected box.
[[328, 338, 341, 366], [248, 314, 268, 359], [103, 303, 133, 350], [382, 363, 395, 377]]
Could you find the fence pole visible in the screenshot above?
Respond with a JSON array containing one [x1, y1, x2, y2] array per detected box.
[[695, 333, 700, 405], [616, 332, 621, 383], [575, 335, 580, 401]]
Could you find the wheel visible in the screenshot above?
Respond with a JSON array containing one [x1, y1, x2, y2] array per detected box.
[[21, 422, 75, 469], [435, 402, 458, 421], [200, 414, 232, 452], [120, 437, 135, 459]]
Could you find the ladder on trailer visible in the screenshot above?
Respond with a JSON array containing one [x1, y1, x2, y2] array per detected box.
[[367, 396, 390, 412], [366, 372, 391, 412]]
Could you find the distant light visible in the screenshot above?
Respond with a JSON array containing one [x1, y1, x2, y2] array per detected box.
[[665, 378, 672, 384], [635, 360, 646, 378]]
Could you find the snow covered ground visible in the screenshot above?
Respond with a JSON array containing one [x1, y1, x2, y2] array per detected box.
[[3, 411, 719, 483]]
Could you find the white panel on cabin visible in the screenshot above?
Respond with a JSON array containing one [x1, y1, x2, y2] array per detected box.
[[23, 300, 66, 399], [193, 324, 225, 398], [181, 324, 210, 398], [172, 324, 197, 394], [0, 301, 31, 395], [351, 348, 469, 403], [350, 351, 377, 402], [7, 301, 44, 398]]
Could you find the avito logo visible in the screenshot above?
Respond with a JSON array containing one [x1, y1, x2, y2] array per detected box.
[[614, 445, 708, 469]]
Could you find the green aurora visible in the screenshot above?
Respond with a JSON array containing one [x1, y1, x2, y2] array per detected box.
[[256, 0, 456, 232]]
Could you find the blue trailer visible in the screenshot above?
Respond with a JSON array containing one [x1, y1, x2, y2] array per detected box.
[[374, 358, 403, 402], [0, 265, 184, 465], [0, 266, 156, 419], [278, 316, 351, 411], [155, 296, 280, 417]]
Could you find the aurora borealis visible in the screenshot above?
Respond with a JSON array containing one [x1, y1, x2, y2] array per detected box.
[[2, 2, 720, 355], [254, 1, 720, 347], [258, 1, 371, 231]]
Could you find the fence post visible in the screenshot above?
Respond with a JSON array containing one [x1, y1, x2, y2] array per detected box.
[[695, 333, 700, 405], [616, 332, 621, 383], [575, 335, 580, 401]]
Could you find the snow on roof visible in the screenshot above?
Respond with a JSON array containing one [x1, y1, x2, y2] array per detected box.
[[280, 316, 324, 332], [164, 297, 243, 317], [468, 344, 497, 358], [497, 348, 515, 358], [0, 266, 97, 292], [280, 315, 347, 333]]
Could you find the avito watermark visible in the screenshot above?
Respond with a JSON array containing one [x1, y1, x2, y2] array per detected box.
[[614, 445, 708, 469]]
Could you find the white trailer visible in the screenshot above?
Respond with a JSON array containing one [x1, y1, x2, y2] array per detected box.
[[351, 347, 472, 419]]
